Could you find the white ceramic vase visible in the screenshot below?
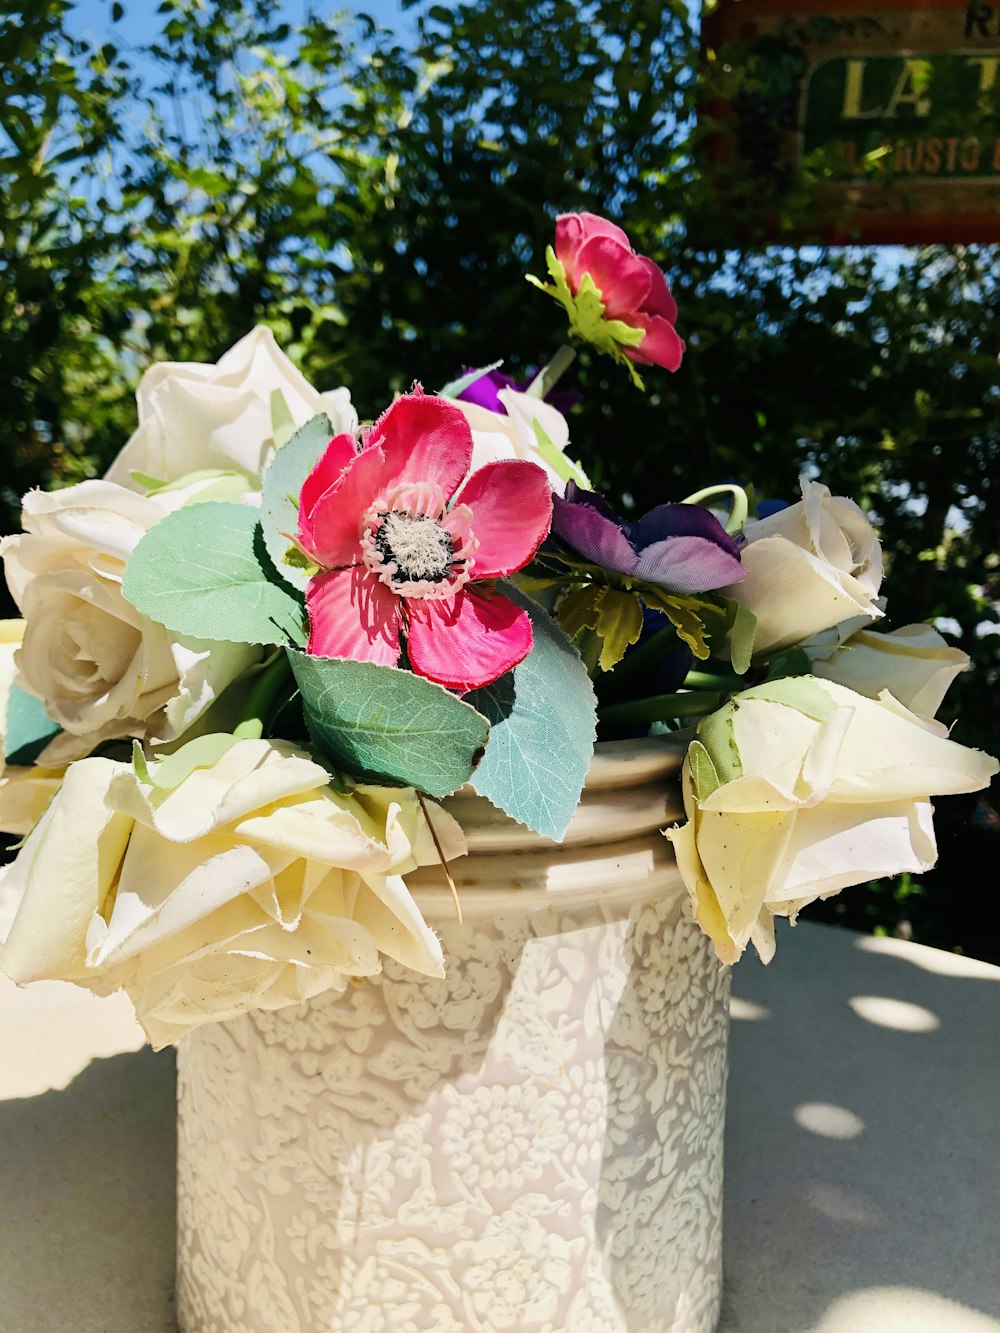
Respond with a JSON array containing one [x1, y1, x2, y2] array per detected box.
[[175, 739, 731, 1333]]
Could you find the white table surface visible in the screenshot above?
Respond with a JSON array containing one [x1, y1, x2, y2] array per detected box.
[[1, 920, 998, 1333]]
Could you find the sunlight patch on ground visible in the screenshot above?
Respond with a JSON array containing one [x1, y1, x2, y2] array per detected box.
[[794, 1101, 865, 1140], [848, 994, 940, 1032]]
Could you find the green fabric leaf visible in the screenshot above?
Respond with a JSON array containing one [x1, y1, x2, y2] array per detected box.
[[556, 583, 606, 639], [730, 602, 757, 674], [260, 412, 335, 591], [438, 361, 504, 399], [466, 584, 597, 842], [595, 587, 644, 671], [531, 418, 589, 488], [132, 728, 258, 792], [287, 651, 490, 798], [3, 683, 61, 765], [122, 502, 305, 646], [636, 585, 712, 660]]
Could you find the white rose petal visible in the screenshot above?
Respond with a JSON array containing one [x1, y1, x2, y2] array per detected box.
[[452, 387, 587, 493], [0, 739, 467, 1048], [807, 622, 968, 719], [723, 478, 884, 656], [105, 326, 357, 489]]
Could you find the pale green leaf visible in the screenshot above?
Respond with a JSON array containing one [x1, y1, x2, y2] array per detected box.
[[260, 413, 336, 592], [122, 502, 305, 646], [466, 584, 597, 842], [287, 651, 490, 797], [3, 683, 61, 765]]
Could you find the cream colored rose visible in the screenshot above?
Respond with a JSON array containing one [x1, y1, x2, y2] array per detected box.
[[0, 738, 466, 1048], [666, 677, 998, 965], [1, 480, 258, 762], [723, 478, 884, 656], [805, 622, 968, 719], [453, 387, 588, 493], [105, 326, 357, 489]]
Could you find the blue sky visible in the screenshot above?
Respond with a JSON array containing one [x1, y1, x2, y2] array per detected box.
[[71, 0, 418, 45]]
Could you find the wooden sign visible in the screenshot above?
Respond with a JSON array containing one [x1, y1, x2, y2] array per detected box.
[[702, 0, 1000, 242]]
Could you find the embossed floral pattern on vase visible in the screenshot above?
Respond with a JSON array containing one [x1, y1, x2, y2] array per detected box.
[[176, 882, 730, 1333]]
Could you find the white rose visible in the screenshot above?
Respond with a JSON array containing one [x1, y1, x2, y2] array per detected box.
[[805, 622, 969, 719], [1, 479, 258, 762], [452, 387, 588, 493], [723, 478, 884, 656], [0, 738, 466, 1048], [666, 677, 998, 965], [105, 326, 357, 489]]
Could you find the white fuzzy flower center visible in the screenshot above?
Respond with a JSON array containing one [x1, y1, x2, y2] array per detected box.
[[360, 483, 479, 601], [373, 511, 455, 583]]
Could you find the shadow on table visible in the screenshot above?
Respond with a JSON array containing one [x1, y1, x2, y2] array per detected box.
[[0, 1045, 177, 1333], [722, 922, 1000, 1333]]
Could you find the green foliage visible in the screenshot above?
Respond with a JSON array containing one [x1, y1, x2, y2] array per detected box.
[[3, 682, 60, 765], [122, 502, 306, 646], [466, 585, 597, 842], [286, 651, 490, 797], [260, 412, 335, 592]]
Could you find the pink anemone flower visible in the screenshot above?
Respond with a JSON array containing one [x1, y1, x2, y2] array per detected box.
[[296, 391, 554, 692]]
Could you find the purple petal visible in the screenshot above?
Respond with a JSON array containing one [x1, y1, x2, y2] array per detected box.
[[563, 481, 633, 536], [632, 536, 746, 593], [631, 502, 741, 559], [456, 367, 518, 414], [551, 491, 638, 575]]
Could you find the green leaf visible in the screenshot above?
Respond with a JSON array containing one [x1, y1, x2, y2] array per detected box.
[[730, 602, 757, 674], [3, 683, 61, 765], [466, 584, 597, 843], [637, 586, 712, 660], [122, 502, 305, 646], [438, 361, 504, 399], [594, 587, 644, 671], [556, 583, 605, 639], [696, 704, 743, 785], [287, 651, 490, 797], [531, 418, 589, 488], [260, 413, 335, 592], [132, 730, 258, 792]]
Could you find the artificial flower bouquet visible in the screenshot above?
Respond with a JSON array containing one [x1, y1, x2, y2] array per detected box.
[[0, 211, 996, 1051]]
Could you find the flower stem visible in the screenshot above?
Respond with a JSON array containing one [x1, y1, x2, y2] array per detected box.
[[681, 484, 749, 535], [524, 344, 576, 400], [597, 691, 723, 727], [683, 669, 743, 690]]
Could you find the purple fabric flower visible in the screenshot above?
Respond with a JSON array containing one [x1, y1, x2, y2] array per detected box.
[[550, 481, 745, 596], [456, 367, 581, 417]]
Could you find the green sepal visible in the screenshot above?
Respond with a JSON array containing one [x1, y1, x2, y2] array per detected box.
[[131, 726, 262, 793], [687, 738, 722, 801], [270, 388, 297, 449], [531, 418, 589, 488], [738, 676, 839, 721], [438, 362, 504, 400], [696, 703, 743, 785], [527, 246, 647, 388]]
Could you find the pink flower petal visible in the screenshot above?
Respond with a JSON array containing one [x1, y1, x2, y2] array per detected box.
[[302, 393, 474, 568], [451, 460, 553, 579], [555, 213, 632, 288], [638, 255, 678, 324], [366, 392, 472, 500], [626, 312, 685, 372], [406, 587, 533, 691], [305, 567, 401, 665], [299, 433, 357, 543], [573, 235, 652, 322]]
